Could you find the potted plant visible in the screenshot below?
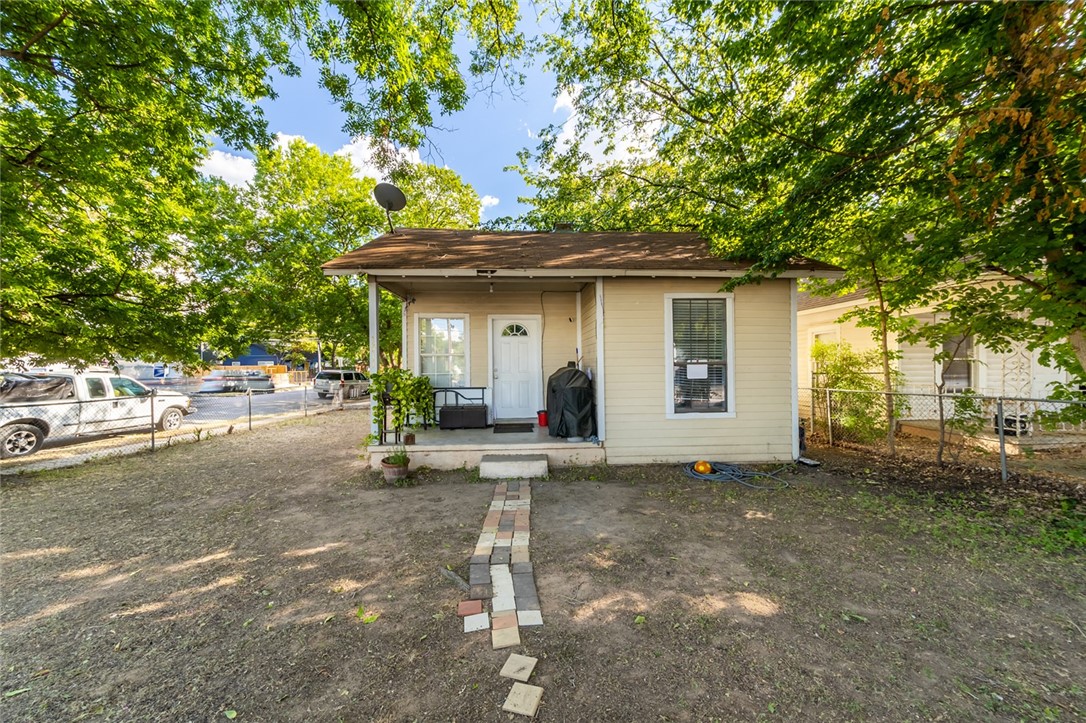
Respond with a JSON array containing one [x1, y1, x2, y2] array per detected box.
[[369, 368, 436, 442], [381, 445, 410, 484], [402, 426, 416, 445]]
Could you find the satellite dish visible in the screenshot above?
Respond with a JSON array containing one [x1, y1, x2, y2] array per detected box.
[[373, 183, 407, 234]]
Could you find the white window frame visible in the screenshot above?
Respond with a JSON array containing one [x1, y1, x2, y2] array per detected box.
[[414, 312, 471, 387], [664, 293, 736, 419]]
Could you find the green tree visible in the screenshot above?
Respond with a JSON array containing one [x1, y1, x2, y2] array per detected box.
[[395, 163, 482, 229], [528, 0, 1085, 378], [1, 0, 522, 366], [196, 140, 483, 368]]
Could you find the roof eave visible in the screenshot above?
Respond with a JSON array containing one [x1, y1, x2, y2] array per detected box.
[[323, 267, 842, 279]]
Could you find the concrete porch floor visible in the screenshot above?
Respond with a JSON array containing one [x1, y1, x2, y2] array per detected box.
[[367, 421, 605, 471]]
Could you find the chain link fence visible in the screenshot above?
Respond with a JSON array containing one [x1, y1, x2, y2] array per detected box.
[[800, 387, 1086, 480], [1, 385, 368, 471]]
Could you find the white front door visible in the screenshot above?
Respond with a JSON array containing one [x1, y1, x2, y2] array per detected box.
[[491, 318, 541, 419]]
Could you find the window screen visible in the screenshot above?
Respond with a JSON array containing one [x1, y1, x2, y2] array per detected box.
[[419, 317, 467, 387], [671, 298, 728, 413]]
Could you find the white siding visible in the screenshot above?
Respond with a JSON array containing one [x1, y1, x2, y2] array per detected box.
[[796, 304, 884, 387], [602, 278, 795, 464]]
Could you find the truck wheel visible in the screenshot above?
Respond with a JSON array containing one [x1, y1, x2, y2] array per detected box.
[[2, 424, 44, 458], [158, 408, 184, 431], [317, 393, 328, 399]]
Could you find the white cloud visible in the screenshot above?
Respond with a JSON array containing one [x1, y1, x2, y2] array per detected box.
[[479, 194, 500, 220], [273, 132, 308, 150], [199, 150, 256, 186], [553, 87, 577, 115], [334, 137, 421, 181]]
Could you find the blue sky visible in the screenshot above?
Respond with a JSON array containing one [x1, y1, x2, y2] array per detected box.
[[202, 48, 574, 222]]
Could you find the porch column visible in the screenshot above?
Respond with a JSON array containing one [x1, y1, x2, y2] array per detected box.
[[790, 279, 799, 460], [369, 276, 379, 439], [595, 277, 606, 441]]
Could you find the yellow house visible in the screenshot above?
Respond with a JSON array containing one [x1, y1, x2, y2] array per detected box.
[[324, 229, 840, 470]]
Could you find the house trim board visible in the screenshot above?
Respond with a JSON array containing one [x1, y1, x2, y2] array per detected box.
[[790, 279, 799, 460], [595, 278, 606, 441], [328, 267, 827, 279], [662, 291, 737, 420], [575, 290, 583, 368]]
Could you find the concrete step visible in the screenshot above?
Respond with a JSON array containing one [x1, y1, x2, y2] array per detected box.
[[479, 453, 549, 480]]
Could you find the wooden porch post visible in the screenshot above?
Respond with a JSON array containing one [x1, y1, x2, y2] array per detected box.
[[369, 277, 379, 439]]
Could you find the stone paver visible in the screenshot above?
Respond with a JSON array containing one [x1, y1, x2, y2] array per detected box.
[[491, 610, 518, 630], [457, 599, 483, 617], [500, 653, 538, 682], [503, 682, 544, 717], [463, 612, 489, 633], [491, 625, 521, 649], [459, 479, 547, 706], [517, 610, 543, 627]]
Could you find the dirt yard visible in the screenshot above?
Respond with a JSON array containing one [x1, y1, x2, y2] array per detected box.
[[2, 410, 1083, 721]]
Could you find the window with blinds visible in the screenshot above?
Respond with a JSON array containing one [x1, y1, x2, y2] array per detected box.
[[670, 298, 729, 413], [419, 316, 467, 387]]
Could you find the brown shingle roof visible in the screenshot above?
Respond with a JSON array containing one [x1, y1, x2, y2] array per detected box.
[[322, 228, 841, 275]]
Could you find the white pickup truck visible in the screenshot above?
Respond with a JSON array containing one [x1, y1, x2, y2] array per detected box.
[[0, 370, 194, 458]]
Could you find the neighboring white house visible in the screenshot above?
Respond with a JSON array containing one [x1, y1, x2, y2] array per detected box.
[[324, 228, 841, 469], [797, 290, 1073, 398]]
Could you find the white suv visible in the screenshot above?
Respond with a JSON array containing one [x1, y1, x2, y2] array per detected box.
[[313, 370, 369, 399]]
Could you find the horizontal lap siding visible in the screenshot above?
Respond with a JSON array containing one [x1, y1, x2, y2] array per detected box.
[[796, 305, 885, 387], [602, 278, 794, 464], [407, 291, 577, 391]]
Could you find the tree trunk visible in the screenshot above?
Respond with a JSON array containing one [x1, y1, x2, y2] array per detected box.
[[1070, 330, 1086, 376], [870, 262, 897, 456], [936, 382, 947, 467]]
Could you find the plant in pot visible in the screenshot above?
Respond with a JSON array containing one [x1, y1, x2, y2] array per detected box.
[[369, 368, 436, 443], [381, 445, 411, 485]]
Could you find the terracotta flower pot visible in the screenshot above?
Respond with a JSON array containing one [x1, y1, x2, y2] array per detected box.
[[403, 432, 416, 445], [381, 457, 410, 484]]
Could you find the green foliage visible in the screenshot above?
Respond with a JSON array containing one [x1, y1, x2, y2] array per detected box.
[[523, 0, 1086, 376], [1, 0, 286, 365], [1, 0, 520, 367], [948, 390, 986, 437], [192, 140, 384, 359], [814, 340, 906, 443], [369, 367, 436, 433], [812, 340, 885, 393], [395, 164, 482, 229]]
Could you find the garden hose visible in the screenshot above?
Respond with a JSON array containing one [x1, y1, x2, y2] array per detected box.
[[683, 461, 791, 490]]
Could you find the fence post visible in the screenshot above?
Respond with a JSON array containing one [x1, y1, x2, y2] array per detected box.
[[247, 388, 253, 431], [825, 388, 834, 446], [996, 397, 1008, 482], [303, 386, 308, 418], [150, 388, 157, 452]]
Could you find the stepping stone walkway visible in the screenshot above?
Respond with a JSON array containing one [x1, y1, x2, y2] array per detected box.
[[467, 481, 542, 634], [456, 481, 545, 716]]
